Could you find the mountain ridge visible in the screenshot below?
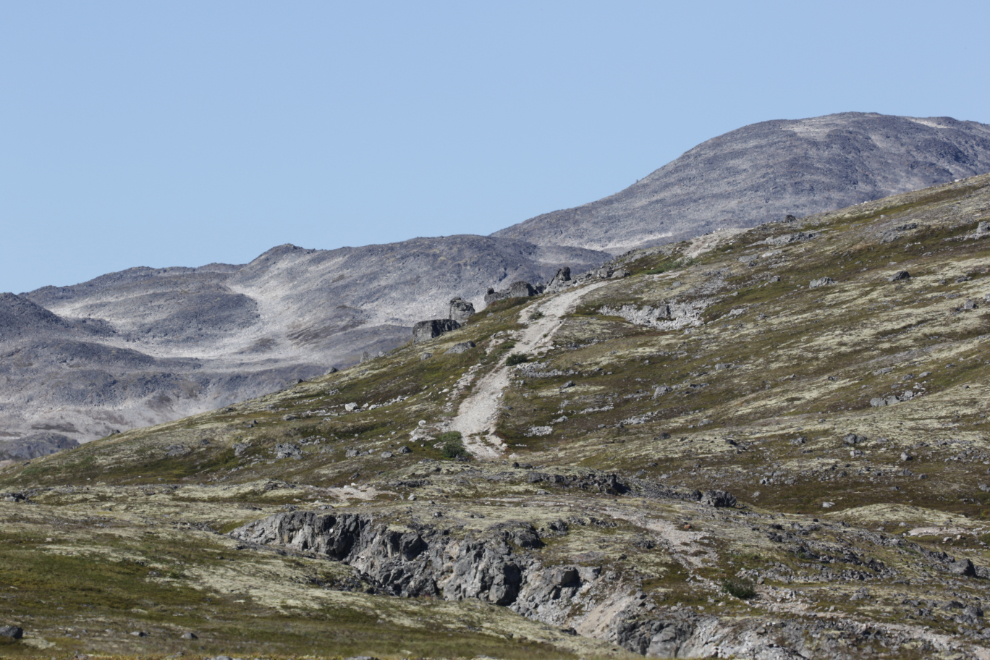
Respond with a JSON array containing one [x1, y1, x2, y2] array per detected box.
[[493, 112, 990, 253]]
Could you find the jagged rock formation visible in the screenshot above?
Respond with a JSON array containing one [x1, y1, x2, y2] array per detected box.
[[448, 297, 475, 322], [412, 319, 461, 343], [494, 112, 990, 253]]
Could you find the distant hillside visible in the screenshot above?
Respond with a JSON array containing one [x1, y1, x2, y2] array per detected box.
[[494, 112, 990, 253], [0, 235, 607, 445]]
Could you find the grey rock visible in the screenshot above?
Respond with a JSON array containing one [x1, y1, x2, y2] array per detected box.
[[545, 267, 572, 292], [610, 268, 630, 279], [130, 631, 148, 637], [0, 625, 23, 639], [233, 442, 250, 457], [765, 231, 818, 246], [978, 221, 990, 234], [701, 490, 737, 508], [448, 297, 475, 322], [180, 632, 198, 639], [901, 452, 913, 462], [653, 385, 673, 397], [420, 352, 432, 360], [0, 432, 79, 461], [484, 281, 540, 306], [274, 443, 302, 460], [950, 558, 977, 577], [397, 446, 412, 455], [381, 451, 393, 459], [809, 277, 836, 289], [495, 112, 990, 254], [165, 444, 190, 458], [964, 299, 978, 310], [446, 341, 476, 355], [345, 449, 359, 458], [413, 319, 461, 343], [889, 270, 911, 282]]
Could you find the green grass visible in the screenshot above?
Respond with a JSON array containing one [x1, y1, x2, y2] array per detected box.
[[438, 431, 469, 460], [721, 578, 757, 600]]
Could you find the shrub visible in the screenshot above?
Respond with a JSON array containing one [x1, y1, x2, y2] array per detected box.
[[437, 432, 468, 460], [721, 578, 756, 600], [506, 353, 529, 366]]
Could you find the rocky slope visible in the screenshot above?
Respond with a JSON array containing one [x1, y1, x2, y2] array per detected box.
[[0, 236, 606, 448], [3, 175, 990, 658], [494, 112, 990, 254]]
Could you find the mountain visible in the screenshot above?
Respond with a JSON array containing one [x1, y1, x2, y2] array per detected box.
[[0, 235, 607, 447], [4, 174, 990, 658], [493, 112, 990, 253]]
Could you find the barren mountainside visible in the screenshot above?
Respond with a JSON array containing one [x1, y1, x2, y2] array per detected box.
[[494, 112, 990, 253], [0, 235, 607, 447]]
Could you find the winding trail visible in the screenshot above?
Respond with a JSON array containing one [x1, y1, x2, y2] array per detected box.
[[450, 281, 610, 459]]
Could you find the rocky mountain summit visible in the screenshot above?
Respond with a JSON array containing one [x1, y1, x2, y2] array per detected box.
[[3, 175, 990, 658], [494, 112, 990, 253], [0, 235, 606, 450]]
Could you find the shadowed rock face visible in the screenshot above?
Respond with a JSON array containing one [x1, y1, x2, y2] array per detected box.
[[1, 235, 607, 443], [494, 112, 990, 253], [0, 432, 78, 461]]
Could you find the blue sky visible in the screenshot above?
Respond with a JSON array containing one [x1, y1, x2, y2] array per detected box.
[[2, 1, 988, 293]]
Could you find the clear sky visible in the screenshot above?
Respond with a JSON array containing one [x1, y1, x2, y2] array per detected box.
[[2, 1, 988, 293]]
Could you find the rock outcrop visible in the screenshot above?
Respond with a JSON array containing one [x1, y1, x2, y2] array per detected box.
[[544, 267, 571, 293], [412, 319, 461, 343], [448, 297, 475, 322], [483, 281, 542, 306]]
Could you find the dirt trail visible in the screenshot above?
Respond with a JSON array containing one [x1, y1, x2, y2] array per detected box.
[[450, 282, 610, 459]]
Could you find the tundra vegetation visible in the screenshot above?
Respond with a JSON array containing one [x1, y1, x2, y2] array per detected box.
[[3, 174, 990, 658]]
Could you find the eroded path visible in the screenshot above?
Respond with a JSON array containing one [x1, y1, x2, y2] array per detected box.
[[450, 281, 610, 459]]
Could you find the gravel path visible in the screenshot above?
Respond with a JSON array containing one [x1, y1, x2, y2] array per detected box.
[[450, 282, 610, 459]]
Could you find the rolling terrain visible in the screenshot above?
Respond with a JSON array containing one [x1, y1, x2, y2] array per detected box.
[[5, 112, 990, 459], [2, 174, 990, 658]]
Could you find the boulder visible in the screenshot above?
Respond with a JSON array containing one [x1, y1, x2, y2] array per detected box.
[[0, 626, 23, 640], [701, 490, 737, 508], [448, 297, 475, 322], [413, 319, 461, 343], [950, 558, 976, 577], [485, 281, 545, 306], [889, 270, 911, 282], [446, 341, 476, 355], [274, 443, 302, 460], [545, 267, 571, 292], [809, 277, 835, 289]]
